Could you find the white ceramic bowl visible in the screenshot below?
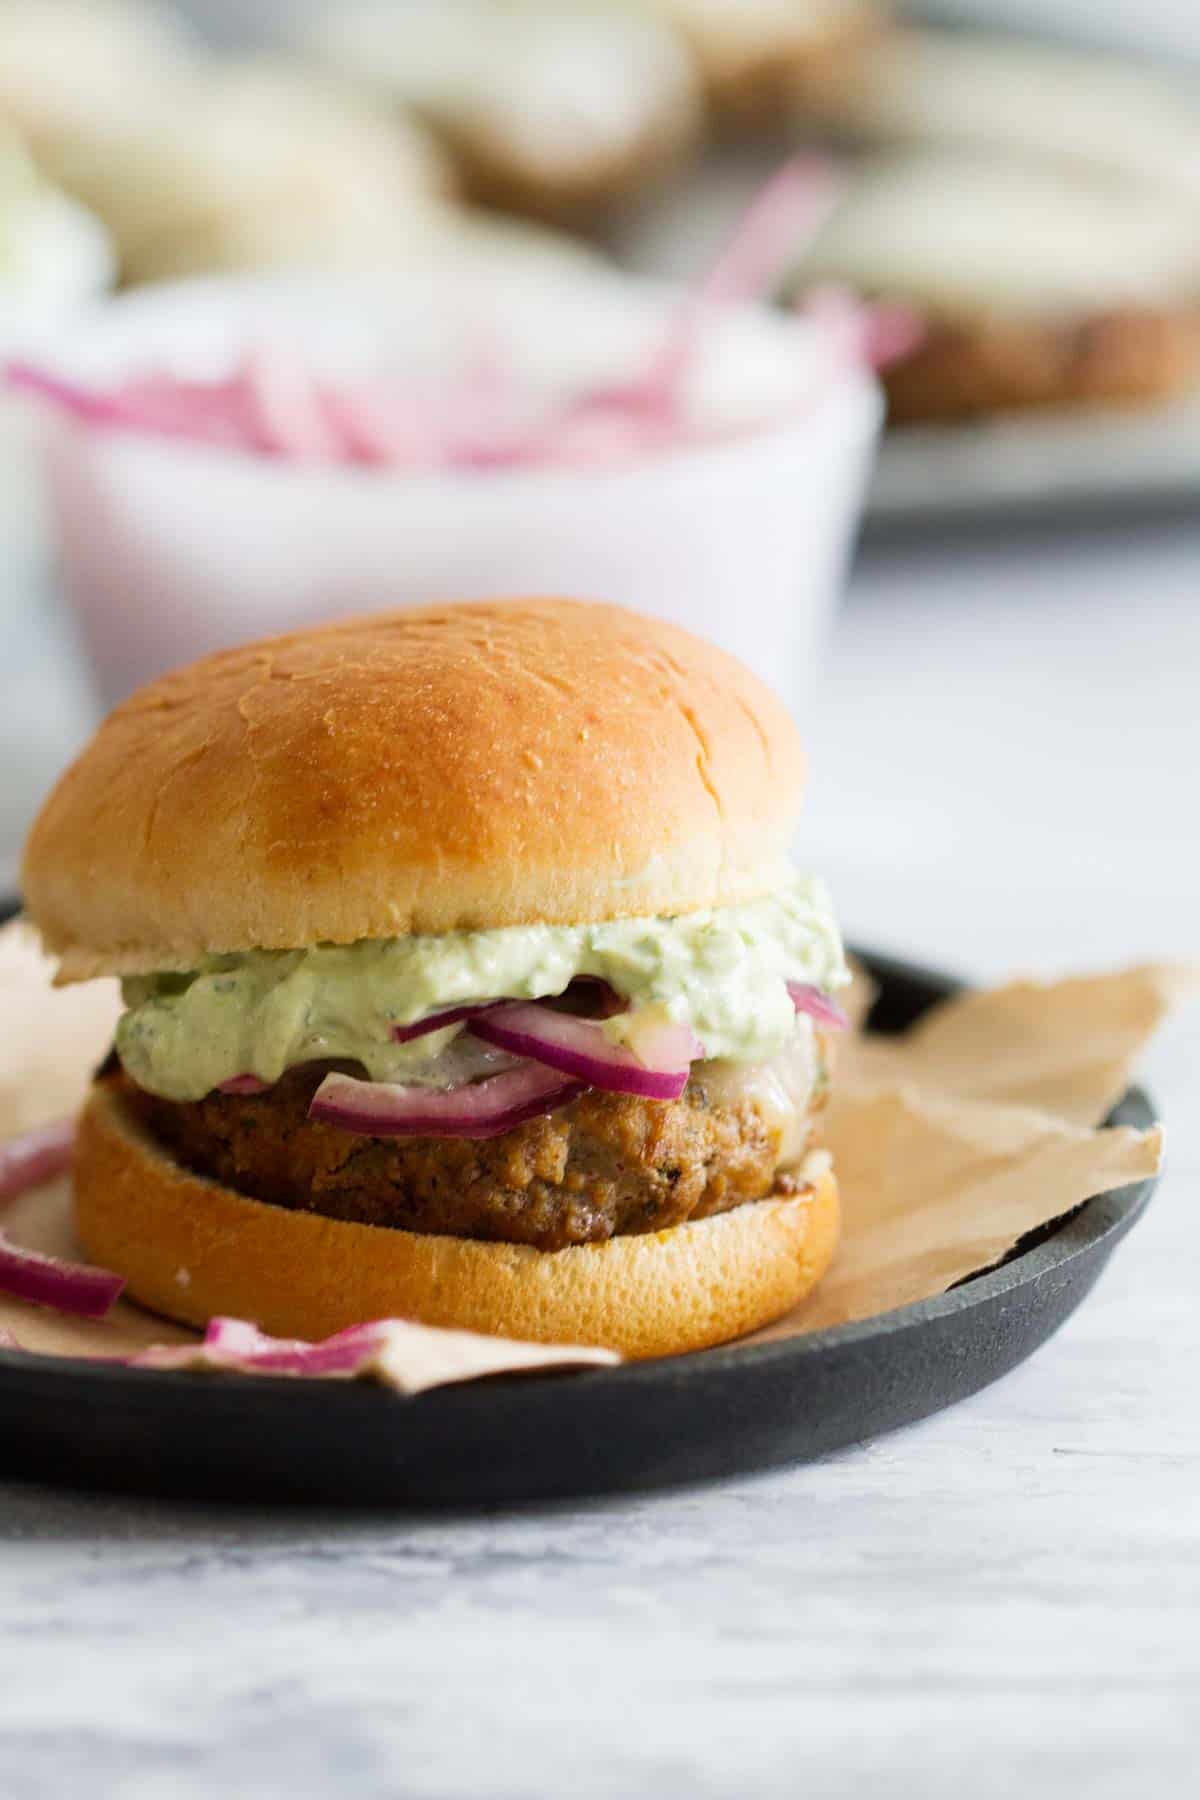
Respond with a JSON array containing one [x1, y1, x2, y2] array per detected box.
[[38, 264, 881, 713]]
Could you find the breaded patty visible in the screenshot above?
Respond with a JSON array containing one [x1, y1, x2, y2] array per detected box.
[[126, 1061, 824, 1251]]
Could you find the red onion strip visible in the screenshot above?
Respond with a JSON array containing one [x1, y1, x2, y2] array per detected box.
[[392, 1001, 504, 1043], [129, 1315, 620, 1382], [554, 977, 624, 1019], [217, 1074, 271, 1095], [5, 360, 144, 428], [0, 1117, 75, 1202], [392, 978, 621, 1043], [470, 1002, 700, 1101], [139, 1317, 397, 1375], [308, 1061, 583, 1139], [206, 1318, 387, 1375], [2, 155, 889, 473], [129, 1317, 386, 1375], [787, 981, 848, 1031], [0, 1229, 124, 1319], [574, 154, 842, 434], [643, 155, 844, 401], [241, 347, 345, 461]]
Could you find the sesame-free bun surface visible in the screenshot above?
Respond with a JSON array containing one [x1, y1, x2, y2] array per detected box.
[[76, 1083, 839, 1358], [24, 598, 805, 981]]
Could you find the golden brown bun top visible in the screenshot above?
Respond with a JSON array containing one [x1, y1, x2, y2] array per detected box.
[[24, 598, 805, 979]]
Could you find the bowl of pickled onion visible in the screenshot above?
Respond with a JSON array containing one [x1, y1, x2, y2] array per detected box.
[[18, 211, 883, 711]]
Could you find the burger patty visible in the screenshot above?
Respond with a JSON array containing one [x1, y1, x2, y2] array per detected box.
[[125, 1062, 824, 1251]]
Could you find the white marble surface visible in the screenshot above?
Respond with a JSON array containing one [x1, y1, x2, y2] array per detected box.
[[2, 515, 1199, 1797]]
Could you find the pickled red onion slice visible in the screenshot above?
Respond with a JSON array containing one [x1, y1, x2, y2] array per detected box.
[[470, 1002, 701, 1100], [4, 153, 906, 474], [308, 1061, 582, 1139], [392, 977, 622, 1043], [129, 1316, 619, 1383], [787, 981, 848, 1030], [391, 1001, 504, 1043], [0, 1231, 124, 1319]]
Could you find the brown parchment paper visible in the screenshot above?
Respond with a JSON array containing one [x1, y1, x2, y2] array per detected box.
[[0, 921, 1176, 1388]]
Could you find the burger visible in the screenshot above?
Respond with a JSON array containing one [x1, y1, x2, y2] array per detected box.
[[22, 598, 847, 1358]]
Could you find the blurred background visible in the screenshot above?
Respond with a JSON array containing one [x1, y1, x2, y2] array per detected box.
[[3, 0, 1200, 975]]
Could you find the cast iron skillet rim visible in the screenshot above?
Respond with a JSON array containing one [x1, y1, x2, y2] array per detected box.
[[0, 937, 1158, 1403]]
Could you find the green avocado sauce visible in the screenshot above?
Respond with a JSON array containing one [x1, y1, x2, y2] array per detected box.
[[115, 873, 847, 1101]]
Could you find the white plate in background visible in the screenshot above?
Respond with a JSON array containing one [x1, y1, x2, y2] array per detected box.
[[869, 401, 1200, 527], [917, 2, 1200, 63]]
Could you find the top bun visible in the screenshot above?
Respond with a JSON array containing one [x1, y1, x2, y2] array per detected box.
[[23, 598, 805, 980]]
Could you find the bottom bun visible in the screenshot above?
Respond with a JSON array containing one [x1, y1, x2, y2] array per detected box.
[[75, 1084, 840, 1359]]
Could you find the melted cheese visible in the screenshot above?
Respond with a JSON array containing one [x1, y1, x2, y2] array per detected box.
[[696, 1025, 821, 1169]]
